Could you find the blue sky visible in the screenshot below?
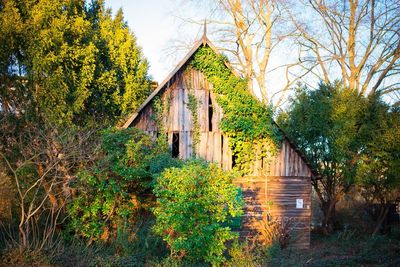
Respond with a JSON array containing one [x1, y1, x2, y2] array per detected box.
[[104, 1, 208, 82]]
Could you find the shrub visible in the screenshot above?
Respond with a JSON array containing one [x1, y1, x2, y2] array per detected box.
[[68, 128, 179, 242], [257, 216, 295, 249], [153, 160, 243, 265], [226, 240, 259, 267]]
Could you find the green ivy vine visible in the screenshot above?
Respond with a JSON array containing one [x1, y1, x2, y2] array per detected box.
[[187, 92, 200, 154], [189, 45, 282, 174], [152, 96, 165, 134], [183, 68, 201, 155]]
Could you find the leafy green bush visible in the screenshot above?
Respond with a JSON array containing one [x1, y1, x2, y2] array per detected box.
[[226, 240, 259, 267], [68, 128, 179, 242], [153, 160, 243, 265]]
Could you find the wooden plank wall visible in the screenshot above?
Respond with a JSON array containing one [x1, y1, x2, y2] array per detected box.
[[132, 65, 312, 248], [234, 175, 311, 249], [134, 67, 233, 167], [264, 140, 312, 177]]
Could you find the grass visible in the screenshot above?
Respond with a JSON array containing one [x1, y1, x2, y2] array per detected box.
[[1, 225, 400, 266], [266, 227, 400, 267], [52, 217, 168, 267]]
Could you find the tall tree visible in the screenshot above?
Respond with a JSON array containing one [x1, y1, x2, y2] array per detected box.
[[181, 0, 305, 107], [0, 0, 150, 125], [0, 0, 25, 113], [25, 0, 97, 124], [356, 99, 400, 235], [180, 0, 400, 106], [85, 1, 150, 122], [290, 0, 400, 98], [0, 0, 151, 254], [279, 82, 368, 233]]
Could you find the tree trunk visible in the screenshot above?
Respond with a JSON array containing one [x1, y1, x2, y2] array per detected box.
[[18, 223, 27, 254], [320, 198, 339, 234], [372, 205, 389, 236], [313, 181, 339, 234]]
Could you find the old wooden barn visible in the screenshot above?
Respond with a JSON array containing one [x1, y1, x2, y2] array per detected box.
[[123, 34, 315, 249]]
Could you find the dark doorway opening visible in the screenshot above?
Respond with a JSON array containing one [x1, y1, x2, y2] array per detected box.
[[172, 132, 179, 158], [232, 153, 237, 169], [208, 92, 213, 132]]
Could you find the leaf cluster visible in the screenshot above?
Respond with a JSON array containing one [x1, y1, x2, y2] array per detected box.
[[356, 99, 400, 203], [280, 82, 368, 182], [187, 91, 200, 152]]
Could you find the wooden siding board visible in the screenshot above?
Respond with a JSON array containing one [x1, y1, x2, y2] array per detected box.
[[279, 142, 284, 176], [188, 131, 193, 158], [234, 175, 311, 248], [195, 89, 207, 132], [182, 88, 191, 131], [206, 132, 214, 161], [214, 132, 222, 166], [178, 88, 184, 132], [199, 132, 207, 159], [171, 88, 179, 131]]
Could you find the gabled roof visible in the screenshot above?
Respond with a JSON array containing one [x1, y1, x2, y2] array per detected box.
[[121, 34, 319, 179], [122, 35, 236, 129]]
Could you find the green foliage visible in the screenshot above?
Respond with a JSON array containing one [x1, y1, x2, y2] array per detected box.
[[187, 91, 200, 153], [226, 240, 261, 267], [153, 160, 243, 265], [278, 82, 369, 230], [68, 128, 179, 241], [190, 46, 282, 174], [25, 0, 96, 124], [152, 96, 165, 133], [279, 81, 400, 231], [54, 217, 168, 267], [180, 68, 201, 154], [356, 99, 400, 204], [0, 0, 150, 126], [279, 82, 367, 181], [85, 2, 151, 122]]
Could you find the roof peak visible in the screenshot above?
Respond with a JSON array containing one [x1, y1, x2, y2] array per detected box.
[[201, 19, 207, 43]]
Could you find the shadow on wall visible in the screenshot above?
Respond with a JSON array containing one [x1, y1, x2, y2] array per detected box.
[[239, 184, 263, 240], [235, 174, 311, 249]]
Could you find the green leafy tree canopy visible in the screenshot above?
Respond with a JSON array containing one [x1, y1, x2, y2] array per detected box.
[[0, 0, 150, 125]]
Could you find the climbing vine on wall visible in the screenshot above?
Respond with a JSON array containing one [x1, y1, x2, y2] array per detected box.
[[187, 92, 200, 154], [152, 96, 165, 134], [184, 68, 201, 155], [190, 45, 282, 174], [152, 95, 171, 150]]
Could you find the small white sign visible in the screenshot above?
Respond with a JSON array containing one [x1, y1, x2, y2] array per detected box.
[[296, 198, 304, 209]]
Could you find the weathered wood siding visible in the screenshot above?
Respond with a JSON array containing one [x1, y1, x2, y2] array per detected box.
[[131, 65, 312, 248], [235, 178, 311, 248], [133, 67, 233, 169]]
